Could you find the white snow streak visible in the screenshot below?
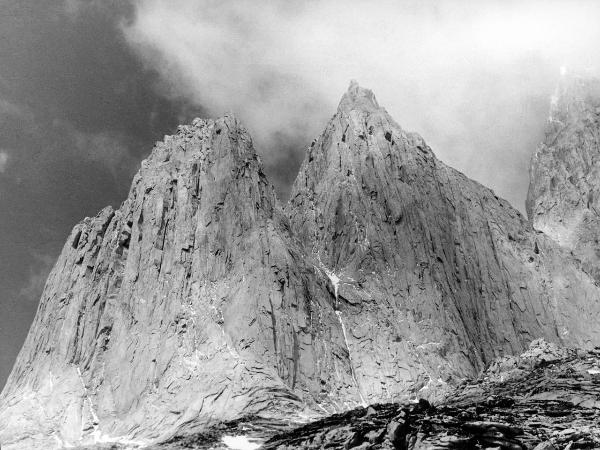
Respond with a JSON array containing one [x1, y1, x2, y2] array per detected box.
[[315, 260, 367, 406], [222, 435, 261, 449], [76, 367, 103, 443], [335, 311, 367, 407], [323, 267, 340, 307]]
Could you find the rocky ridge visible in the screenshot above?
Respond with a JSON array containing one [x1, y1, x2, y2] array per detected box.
[[0, 82, 599, 449]]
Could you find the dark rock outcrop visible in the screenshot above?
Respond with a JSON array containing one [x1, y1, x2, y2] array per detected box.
[[527, 75, 600, 281], [1, 82, 600, 449]]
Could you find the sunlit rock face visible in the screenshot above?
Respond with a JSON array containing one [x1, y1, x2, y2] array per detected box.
[[527, 75, 600, 282], [2, 83, 600, 450], [0, 116, 363, 448]]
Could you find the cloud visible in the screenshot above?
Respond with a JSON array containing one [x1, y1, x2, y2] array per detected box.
[[123, 0, 331, 147], [122, 0, 600, 209], [0, 98, 30, 120], [49, 120, 140, 184], [0, 151, 8, 173], [71, 128, 138, 179], [63, 0, 130, 17], [18, 251, 55, 303], [63, 0, 92, 15]]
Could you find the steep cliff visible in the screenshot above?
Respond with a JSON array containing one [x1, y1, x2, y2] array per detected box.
[[527, 75, 600, 281], [1, 83, 600, 450], [287, 81, 600, 401], [0, 116, 364, 448]]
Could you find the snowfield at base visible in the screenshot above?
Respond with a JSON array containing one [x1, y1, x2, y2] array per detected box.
[[221, 435, 261, 450]]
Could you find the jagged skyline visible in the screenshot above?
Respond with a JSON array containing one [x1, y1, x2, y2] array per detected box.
[[2, 0, 600, 393], [3, 80, 600, 449]]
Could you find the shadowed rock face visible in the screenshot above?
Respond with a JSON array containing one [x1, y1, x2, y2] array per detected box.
[[527, 75, 600, 282], [1, 83, 600, 449]]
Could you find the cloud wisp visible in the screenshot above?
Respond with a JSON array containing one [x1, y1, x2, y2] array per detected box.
[[0, 151, 8, 173], [123, 0, 600, 210], [18, 251, 55, 303], [67, 125, 140, 183]]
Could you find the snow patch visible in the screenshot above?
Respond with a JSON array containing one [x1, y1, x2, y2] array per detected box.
[[92, 434, 147, 448], [418, 377, 433, 392], [315, 257, 342, 308], [222, 435, 261, 449], [323, 267, 340, 303]]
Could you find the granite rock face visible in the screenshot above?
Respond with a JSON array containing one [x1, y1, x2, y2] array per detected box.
[[287, 81, 600, 399], [527, 75, 600, 281], [0, 116, 362, 448], [1, 82, 600, 449]]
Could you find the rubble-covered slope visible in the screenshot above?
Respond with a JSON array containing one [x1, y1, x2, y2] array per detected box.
[[0, 116, 362, 449], [527, 75, 600, 281], [287, 81, 600, 401]]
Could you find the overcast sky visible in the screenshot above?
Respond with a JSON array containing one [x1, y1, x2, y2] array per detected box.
[[1, 0, 600, 389]]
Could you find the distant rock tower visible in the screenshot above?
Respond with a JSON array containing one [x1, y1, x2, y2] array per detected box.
[[527, 75, 600, 281]]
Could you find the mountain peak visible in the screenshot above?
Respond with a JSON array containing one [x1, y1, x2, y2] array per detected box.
[[143, 112, 256, 171], [338, 80, 380, 113]]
